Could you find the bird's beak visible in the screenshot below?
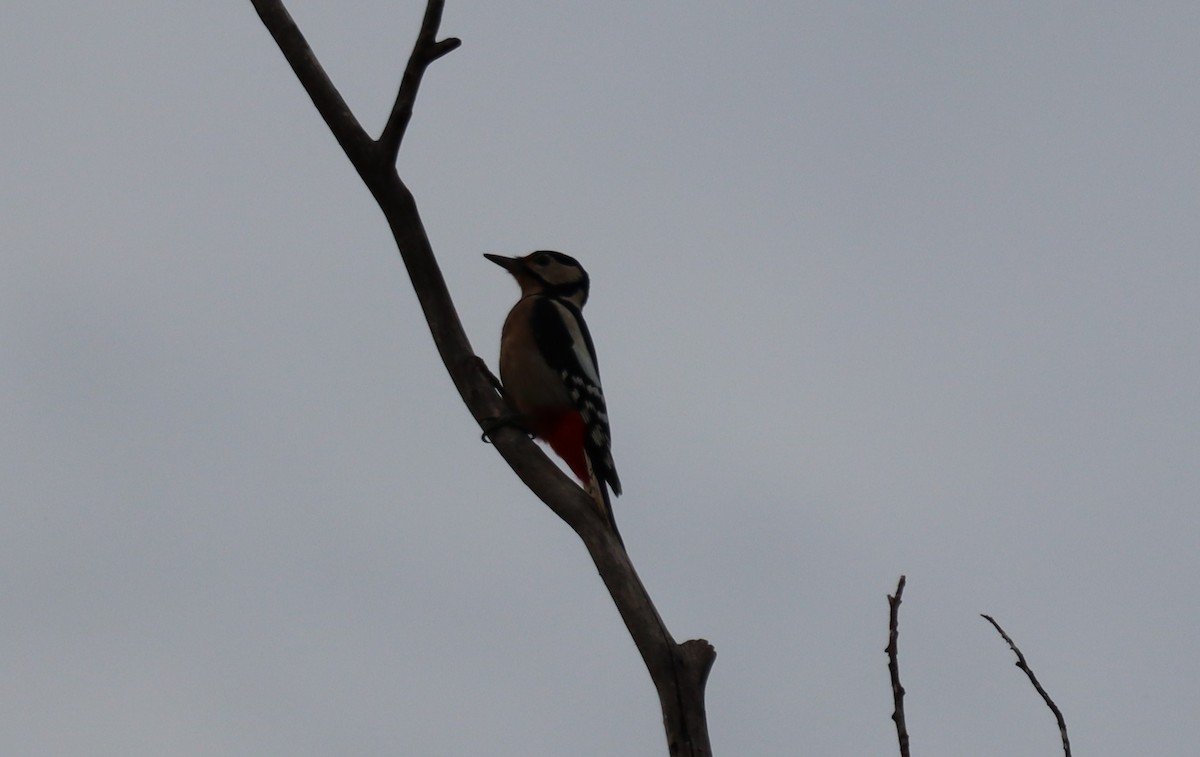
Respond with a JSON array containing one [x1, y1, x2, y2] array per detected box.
[[484, 253, 523, 274]]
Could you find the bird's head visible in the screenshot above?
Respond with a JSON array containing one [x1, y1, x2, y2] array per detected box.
[[485, 250, 590, 307]]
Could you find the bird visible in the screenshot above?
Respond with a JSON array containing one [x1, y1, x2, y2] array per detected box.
[[485, 250, 622, 540]]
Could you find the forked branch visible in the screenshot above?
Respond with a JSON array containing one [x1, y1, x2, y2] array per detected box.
[[379, 0, 460, 160], [248, 2, 714, 754]]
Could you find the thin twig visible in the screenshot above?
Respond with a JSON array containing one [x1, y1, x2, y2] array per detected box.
[[981, 614, 1072, 757], [379, 1, 461, 162], [886, 576, 910, 757]]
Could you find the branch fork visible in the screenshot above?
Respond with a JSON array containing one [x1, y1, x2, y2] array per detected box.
[[249, 2, 713, 754]]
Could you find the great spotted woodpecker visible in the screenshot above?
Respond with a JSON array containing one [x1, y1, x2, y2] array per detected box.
[[485, 251, 622, 539]]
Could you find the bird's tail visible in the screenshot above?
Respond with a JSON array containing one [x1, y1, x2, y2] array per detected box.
[[584, 458, 623, 547]]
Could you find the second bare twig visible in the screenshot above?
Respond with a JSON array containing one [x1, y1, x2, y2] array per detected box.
[[886, 575, 910, 757], [981, 614, 1072, 757]]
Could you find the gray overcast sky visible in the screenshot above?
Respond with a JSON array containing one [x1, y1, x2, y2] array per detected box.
[[3, 2, 1198, 755]]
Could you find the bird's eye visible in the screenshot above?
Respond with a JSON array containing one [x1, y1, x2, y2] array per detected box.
[[533, 253, 551, 267]]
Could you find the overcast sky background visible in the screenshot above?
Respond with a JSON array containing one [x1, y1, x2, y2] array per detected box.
[[3, 2, 1198, 755]]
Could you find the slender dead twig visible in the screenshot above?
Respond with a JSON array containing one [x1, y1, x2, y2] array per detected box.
[[981, 614, 1071, 757], [248, 3, 714, 754], [379, 0, 460, 161], [886, 576, 911, 757]]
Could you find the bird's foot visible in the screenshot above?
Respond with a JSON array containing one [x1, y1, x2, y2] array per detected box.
[[479, 414, 530, 444]]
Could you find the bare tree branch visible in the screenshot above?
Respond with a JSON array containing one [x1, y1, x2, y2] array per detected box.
[[249, 1, 374, 168], [379, 0, 461, 162], [981, 615, 1071, 757], [248, 2, 714, 754], [886, 576, 911, 757]]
